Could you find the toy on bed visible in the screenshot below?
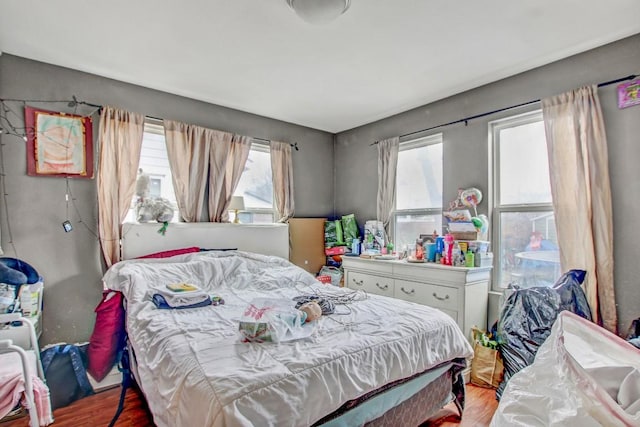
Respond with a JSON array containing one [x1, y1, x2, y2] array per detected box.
[[135, 169, 174, 234]]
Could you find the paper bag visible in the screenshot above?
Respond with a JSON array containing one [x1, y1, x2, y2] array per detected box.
[[471, 340, 504, 389]]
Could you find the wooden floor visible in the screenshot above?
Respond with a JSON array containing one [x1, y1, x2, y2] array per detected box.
[[3, 383, 498, 426]]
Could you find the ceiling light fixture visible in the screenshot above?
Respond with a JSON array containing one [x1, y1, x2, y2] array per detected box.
[[286, 0, 351, 24]]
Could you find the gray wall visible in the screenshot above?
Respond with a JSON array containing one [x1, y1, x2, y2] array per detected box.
[[335, 33, 640, 333], [2, 33, 639, 344], [0, 55, 334, 345]]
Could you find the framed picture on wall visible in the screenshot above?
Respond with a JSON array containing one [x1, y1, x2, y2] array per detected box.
[[25, 106, 94, 178]]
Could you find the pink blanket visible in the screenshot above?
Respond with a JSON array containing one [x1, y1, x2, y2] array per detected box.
[[0, 352, 53, 426]]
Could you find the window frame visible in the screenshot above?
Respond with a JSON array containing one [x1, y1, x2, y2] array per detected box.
[[490, 110, 555, 291], [392, 133, 444, 245]]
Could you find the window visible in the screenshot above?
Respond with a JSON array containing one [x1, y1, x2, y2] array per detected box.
[[125, 123, 275, 224], [491, 111, 559, 290], [125, 122, 178, 223], [232, 142, 275, 223], [393, 134, 443, 251]]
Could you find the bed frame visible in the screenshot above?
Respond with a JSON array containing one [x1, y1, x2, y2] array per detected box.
[[121, 222, 290, 260]]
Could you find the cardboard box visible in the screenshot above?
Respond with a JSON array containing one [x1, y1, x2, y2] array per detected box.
[[451, 231, 478, 240], [289, 218, 327, 275], [447, 221, 478, 240]]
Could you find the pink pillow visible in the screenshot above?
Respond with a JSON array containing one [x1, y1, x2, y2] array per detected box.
[[137, 247, 200, 259], [87, 291, 125, 382]]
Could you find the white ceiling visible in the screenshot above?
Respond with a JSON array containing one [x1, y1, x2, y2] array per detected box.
[[1, 1, 639, 133]]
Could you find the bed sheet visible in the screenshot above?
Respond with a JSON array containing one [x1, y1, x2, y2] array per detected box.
[[103, 251, 473, 427]]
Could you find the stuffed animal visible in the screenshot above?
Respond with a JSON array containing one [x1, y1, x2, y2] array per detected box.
[[135, 198, 174, 223], [135, 170, 174, 224]]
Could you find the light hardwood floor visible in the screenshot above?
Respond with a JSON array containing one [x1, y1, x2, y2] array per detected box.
[[3, 383, 498, 426]]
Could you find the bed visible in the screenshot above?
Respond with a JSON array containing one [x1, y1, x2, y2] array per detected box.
[[105, 223, 473, 426]]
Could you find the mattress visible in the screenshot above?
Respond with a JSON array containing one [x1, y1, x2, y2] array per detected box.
[[103, 251, 473, 427]]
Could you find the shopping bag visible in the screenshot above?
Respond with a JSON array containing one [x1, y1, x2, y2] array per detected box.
[[470, 326, 504, 389]]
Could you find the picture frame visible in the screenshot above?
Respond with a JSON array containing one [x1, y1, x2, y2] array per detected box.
[[617, 78, 640, 109], [25, 106, 94, 178]]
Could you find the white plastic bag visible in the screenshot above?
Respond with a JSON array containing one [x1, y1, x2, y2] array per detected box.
[[238, 298, 313, 343], [319, 266, 342, 287], [491, 311, 640, 426]]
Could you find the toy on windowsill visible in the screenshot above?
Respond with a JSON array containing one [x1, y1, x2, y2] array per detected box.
[[135, 169, 175, 235]]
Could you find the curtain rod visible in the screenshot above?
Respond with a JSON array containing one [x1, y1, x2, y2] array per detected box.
[[0, 97, 299, 151], [145, 115, 299, 151], [370, 73, 638, 145]]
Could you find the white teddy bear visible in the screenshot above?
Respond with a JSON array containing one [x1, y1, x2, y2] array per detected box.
[[135, 169, 175, 225]]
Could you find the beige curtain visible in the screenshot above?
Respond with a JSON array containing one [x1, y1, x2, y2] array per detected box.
[[270, 141, 295, 222], [97, 107, 145, 267], [208, 135, 252, 222], [377, 136, 400, 238], [542, 85, 616, 333], [164, 120, 214, 222]]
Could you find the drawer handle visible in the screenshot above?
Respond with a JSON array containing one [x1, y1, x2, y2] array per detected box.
[[375, 283, 388, 291], [432, 292, 450, 301], [352, 278, 364, 286], [400, 287, 415, 295]]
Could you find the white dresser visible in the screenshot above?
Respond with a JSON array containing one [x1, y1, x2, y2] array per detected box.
[[342, 256, 491, 341]]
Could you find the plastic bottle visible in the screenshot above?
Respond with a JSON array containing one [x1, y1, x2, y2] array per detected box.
[[386, 242, 394, 254], [465, 250, 475, 268], [444, 233, 455, 265], [352, 237, 360, 255]]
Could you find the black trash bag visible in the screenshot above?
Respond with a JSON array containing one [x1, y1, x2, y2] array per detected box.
[[552, 269, 592, 320], [495, 269, 589, 400], [626, 317, 640, 349], [496, 286, 561, 400]]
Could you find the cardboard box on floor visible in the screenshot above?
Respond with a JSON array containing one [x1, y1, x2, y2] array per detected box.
[[289, 218, 327, 275]]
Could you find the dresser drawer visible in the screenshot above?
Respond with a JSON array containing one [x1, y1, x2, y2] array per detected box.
[[394, 279, 459, 311], [346, 271, 395, 297]]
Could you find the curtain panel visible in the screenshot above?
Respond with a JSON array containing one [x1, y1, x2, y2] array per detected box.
[[376, 136, 400, 239], [164, 120, 251, 223], [542, 85, 616, 333], [270, 141, 295, 222], [208, 135, 252, 222], [97, 106, 145, 267], [164, 120, 213, 222]]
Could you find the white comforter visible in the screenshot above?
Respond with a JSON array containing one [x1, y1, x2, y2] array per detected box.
[[103, 251, 472, 427]]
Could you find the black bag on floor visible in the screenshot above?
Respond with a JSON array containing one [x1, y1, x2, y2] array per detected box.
[[41, 344, 94, 409], [496, 269, 590, 400]]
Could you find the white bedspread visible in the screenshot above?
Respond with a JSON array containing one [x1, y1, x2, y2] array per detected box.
[[103, 251, 472, 427]]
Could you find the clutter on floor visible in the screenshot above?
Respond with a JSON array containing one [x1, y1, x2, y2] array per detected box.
[[491, 311, 640, 426], [495, 269, 591, 399]]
